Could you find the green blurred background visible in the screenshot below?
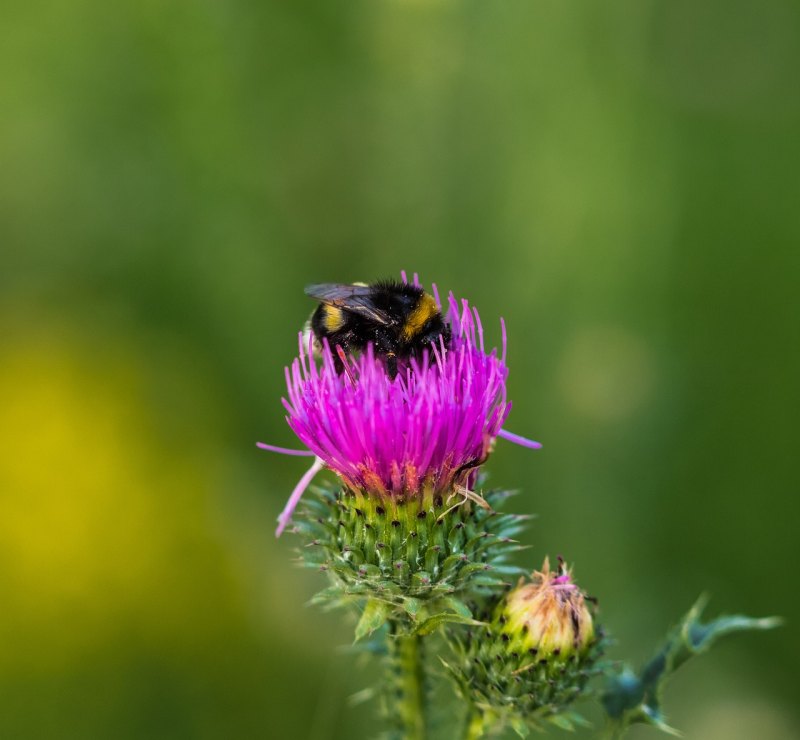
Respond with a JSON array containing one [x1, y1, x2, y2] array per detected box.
[[2, 1, 798, 738]]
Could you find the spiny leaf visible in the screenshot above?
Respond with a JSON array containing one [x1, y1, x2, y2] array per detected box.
[[510, 716, 531, 737], [355, 598, 391, 642], [441, 597, 473, 619], [556, 710, 592, 730], [307, 585, 346, 606], [412, 612, 484, 636], [601, 595, 781, 738], [547, 710, 588, 731], [348, 686, 378, 707], [402, 597, 422, 618]]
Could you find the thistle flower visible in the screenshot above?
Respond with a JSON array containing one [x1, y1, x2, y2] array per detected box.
[[258, 279, 540, 610], [260, 279, 540, 536]]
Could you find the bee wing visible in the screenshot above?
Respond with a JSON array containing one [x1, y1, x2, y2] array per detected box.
[[304, 283, 396, 326]]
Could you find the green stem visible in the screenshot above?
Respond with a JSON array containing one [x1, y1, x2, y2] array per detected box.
[[464, 708, 487, 740], [388, 625, 426, 740]]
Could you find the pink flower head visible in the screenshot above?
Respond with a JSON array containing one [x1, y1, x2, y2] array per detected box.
[[259, 280, 540, 535]]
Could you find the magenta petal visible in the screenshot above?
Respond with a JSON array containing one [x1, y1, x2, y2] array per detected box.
[[275, 282, 540, 501], [275, 457, 325, 536], [497, 428, 543, 450], [257, 441, 316, 456]]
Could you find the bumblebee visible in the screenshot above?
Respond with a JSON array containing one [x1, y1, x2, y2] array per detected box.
[[305, 280, 452, 379]]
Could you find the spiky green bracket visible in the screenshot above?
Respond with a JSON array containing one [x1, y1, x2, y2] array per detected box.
[[443, 625, 607, 737], [293, 484, 530, 639], [601, 595, 781, 738], [444, 653, 601, 738]]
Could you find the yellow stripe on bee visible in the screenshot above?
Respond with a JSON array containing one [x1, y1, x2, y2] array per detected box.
[[402, 294, 437, 340], [323, 306, 345, 332]]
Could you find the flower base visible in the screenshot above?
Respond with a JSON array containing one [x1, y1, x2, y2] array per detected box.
[[294, 482, 529, 611]]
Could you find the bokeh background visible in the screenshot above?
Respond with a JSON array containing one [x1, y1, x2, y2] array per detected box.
[[2, 1, 798, 738]]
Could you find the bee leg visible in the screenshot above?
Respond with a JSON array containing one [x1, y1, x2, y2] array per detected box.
[[386, 353, 398, 380], [374, 328, 398, 379]]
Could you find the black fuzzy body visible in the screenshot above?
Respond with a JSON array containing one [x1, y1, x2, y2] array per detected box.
[[306, 280, 451, 378]]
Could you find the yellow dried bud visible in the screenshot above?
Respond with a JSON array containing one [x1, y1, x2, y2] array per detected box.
[[501, 556, 594, 660]]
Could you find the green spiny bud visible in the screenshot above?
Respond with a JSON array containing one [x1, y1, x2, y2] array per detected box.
[[447, 557, 604, 733]]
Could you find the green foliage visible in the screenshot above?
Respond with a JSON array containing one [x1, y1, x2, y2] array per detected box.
[[444, 621, 607, 737], [601, 596, 782, 738], [296, 482, 538, 737], [297, 483, 780, 738]]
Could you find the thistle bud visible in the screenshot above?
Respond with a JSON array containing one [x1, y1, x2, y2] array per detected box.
[[448, 557, 603, 732], [501, 556, 595, 661]]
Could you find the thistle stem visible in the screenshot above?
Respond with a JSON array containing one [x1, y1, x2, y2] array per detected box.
[[464, 709, 487, 740], [387, 625, 426, 740]]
